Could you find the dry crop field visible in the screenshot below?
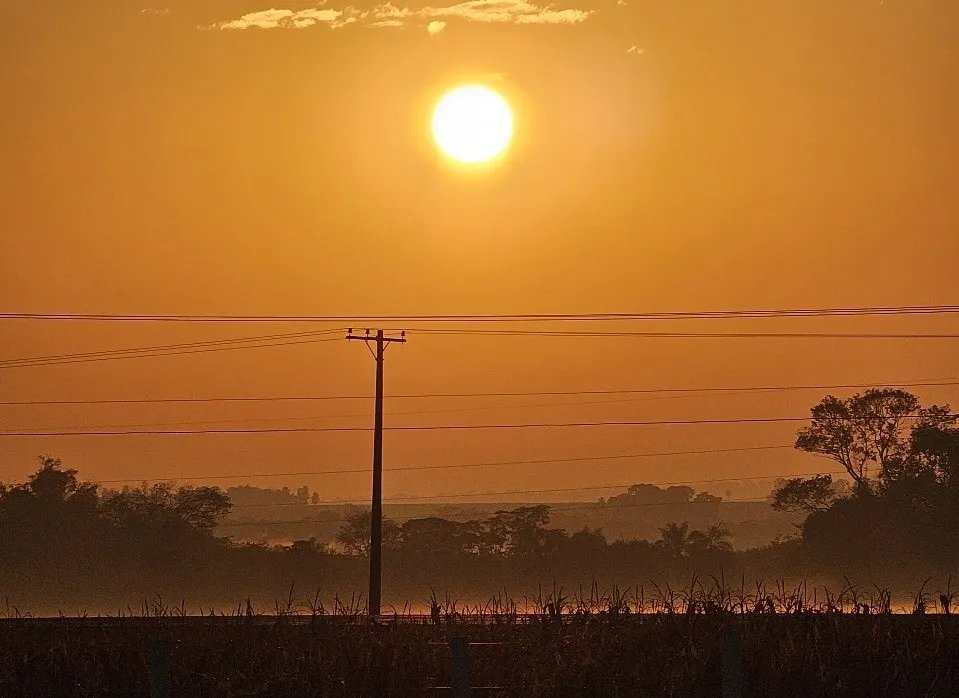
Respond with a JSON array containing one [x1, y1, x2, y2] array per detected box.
[[2, 595, 959, 697]]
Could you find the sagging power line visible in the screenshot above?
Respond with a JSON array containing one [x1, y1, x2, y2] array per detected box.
[[4, 330, 959, 371], [3, 304, 959, 322], [91, 444, 795, 484], [0, 330, 345, 369], [407, 329, 959, 339], [5, 377, 956, 406], [1, 413, 953, 437], [226, 469, 845, 508]]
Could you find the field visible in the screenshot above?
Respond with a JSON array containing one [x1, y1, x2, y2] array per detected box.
[[3, 587, 959, 697]]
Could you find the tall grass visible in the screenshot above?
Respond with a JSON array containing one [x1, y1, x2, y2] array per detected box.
[[2, 579, 959, 696]]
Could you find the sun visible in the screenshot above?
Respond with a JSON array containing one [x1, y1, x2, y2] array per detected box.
[[432, 85, 514, 164]]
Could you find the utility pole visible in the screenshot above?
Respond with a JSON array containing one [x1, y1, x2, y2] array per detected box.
[[346, 328, 406, 617]]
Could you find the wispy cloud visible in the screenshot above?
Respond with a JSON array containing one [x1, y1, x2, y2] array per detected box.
[[140, 7, 170, 16], [626, 44, 646, 55], [210, 2, 594, 31], [374, 3, 413, 19], [514, 8, 591, 24], [420, 0, 591, 25], [213, 7, 345, 30]]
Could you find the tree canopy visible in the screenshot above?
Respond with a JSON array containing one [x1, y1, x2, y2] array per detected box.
[[795, 389, 956, 489]]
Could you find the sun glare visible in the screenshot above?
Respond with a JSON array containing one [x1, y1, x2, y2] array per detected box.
[[432, 85, 513, 164]]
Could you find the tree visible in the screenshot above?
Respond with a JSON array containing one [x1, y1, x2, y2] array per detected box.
[[100, 483, 230, 531], [771, 475, 843, 513], [655, 522, 691, 559], [795, 389, 948, 488], [663, 486, 695, 503], [400, 517, 471, 557], [621, 484, 667, 504], [904, 421, 959, 486], [486, 505, 552, 557], [565, 527, 606, 556], [688, 523, 733, 555], [172, 486, 232, 530], [703, 523, 733, 551], [336, 509, 400, 555], [612, 484, 696, 505], [26, 456, 98, 511]]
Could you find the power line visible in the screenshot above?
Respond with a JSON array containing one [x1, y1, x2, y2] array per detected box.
[[408, 329, 959, 339], [0, 329, 343, 365], [3, 414, 953, 437], [4, 326, 956, 371], [3, 305, 959, 322], [93, 444, 795, 484], [5, 377, 956, 407], [0, 330, 345, 369], [9, 379, 959, 432], [228, 469, 845, 507]]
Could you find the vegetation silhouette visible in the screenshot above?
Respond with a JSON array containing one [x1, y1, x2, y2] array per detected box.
[[1, 390, 958, 613], [776, 389, 959, 570]]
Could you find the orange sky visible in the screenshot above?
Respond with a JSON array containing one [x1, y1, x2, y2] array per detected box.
[[1, 1, 958, 502]]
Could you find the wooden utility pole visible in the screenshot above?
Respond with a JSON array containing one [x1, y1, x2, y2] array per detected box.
[[346, 328, 406, 617]]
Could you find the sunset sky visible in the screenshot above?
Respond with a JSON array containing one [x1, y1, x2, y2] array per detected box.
[[1, 1, 958, 503]]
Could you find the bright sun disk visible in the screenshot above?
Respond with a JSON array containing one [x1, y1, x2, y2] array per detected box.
[[432, 85, 513, 164]]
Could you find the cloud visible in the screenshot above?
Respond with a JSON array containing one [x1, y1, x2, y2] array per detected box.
[[140, 7, 170, 16], [213, 7, 344, 30], [626, 45, 646, 55], [514, 8, 592, 24], [374, 3, 413, 18], [211, 1, 593, 31], [419, 0, 592, 25]]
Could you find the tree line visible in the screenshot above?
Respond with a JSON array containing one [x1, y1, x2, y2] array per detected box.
[[1, 388, 957, 611]]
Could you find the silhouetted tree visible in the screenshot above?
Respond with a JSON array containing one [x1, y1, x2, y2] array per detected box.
[[771, 475, 844, 513], [621, 484, 665, 503], [486, 505, 552, 556], [336, 509, 400, 555], [100, 483, 230, 531], [664, 486, 695, 503], [565, 527, 607, 555], [610, 483, 698, 505], [901, 420, 959, 485], [656, 522, 692, 559], [400, 517, 473, 557], [696, 523, 733, 553], [796, 389, 951, 489]]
